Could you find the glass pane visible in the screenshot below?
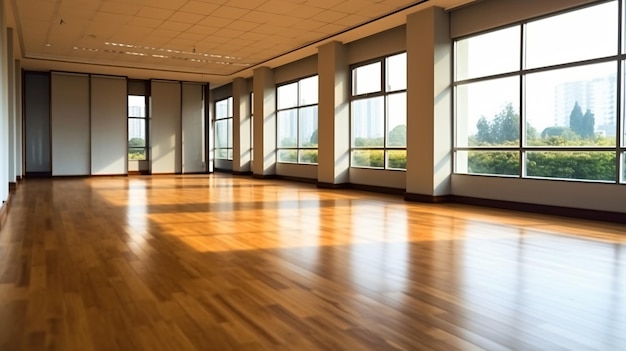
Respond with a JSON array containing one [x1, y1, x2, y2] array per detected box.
[[386, 92, 406, 147], [227, 149, 233, 160], [216, 149, 228, 159], [526, 62, 617, 147], [456, 76, 520, 147], [456, 150, 520, 176], [352, 97, 384, 147], [386, 52, 407, 92], [299, 76, 318, 105], [456, 26, 521, 81], [227, 118, 233, 148], [128, 118, 146, 146], [352, 61, 381, 95], [128, 95, 146, 117], [387, 150, 407, 170], [128, 147, 146, 161], [299, 106, 318, 148], [622, 153, 626, 183], [299, 150, 318, 164], [277, 109, 298, 147], [525, 1, 618, 69], [352, 150, 384, 168], [623, 61, 626, 148], [278, 82, 298, 109], [526, 151, 616, 181], [216, 97, 232, 119], [278, 149, 298, 163], [215, 119, 228, 148]]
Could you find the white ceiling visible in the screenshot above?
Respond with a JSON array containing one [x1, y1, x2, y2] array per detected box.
[[7, 0, 473, 86]]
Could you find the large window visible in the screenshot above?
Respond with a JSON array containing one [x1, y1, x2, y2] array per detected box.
[[454, 1, 624, 183], [215, 97, 233, 160], [128, 95, 147, 160], [277, 76, 319, 164], [350, 52, 407, 169]]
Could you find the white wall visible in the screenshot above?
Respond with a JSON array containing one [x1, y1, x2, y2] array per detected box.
[[51, 73, 90, 176], [91, 75, 127, 175], [450, 0, 597, 38], [182, 82, 206, 173], [452, 175, 626, 213], [274, 55, 318, 85], [151, 80, 182, 174]]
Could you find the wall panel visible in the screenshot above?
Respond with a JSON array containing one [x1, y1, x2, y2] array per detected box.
[[91, 75, 127, 175], [24, 72, 51, 175], [182, 83, 206, 173], [51, 73, 90, 176], [151, 80, 182, 174]]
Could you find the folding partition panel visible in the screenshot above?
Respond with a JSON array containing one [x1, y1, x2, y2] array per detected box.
[[24, 72, 51, 176], [182, 83, 206, 173], [151, 80, 182, 174], [90, 75, 127, 175], [51, 72, 90, 176]]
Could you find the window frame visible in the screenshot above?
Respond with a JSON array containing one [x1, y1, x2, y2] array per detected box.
[[214, 96, 233, 161], [128, 94, 148, 161], [453, 1, 625, 183], [350, 52, 408, 170], [276, 75, 319, 165]]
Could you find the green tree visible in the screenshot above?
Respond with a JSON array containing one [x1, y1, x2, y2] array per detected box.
[[475, 103, 519, 145], [581, 109, 595, 139], [476, 116, 493, 144], [388, 124, 406, 147], [128, 137, 145, 147], [309, 129, 318, 145], [569, 102, 584, 137]]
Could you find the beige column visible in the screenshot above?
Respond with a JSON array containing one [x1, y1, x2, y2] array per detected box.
[[252, 67, 276, 177], [405, 7, 452, 202], [232, 77, 252, 174], [317, 41, 350, 187]]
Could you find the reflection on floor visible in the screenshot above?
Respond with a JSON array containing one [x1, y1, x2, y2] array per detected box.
[[0, 174, 624, 350]]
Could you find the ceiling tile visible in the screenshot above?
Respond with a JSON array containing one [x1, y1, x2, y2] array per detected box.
[[333, 14, 371, 27], [312, 10, 349, 23], [151, 28, 181, 39], [188, 24, 219, 35], [291, 19, 325, 31], [211, 6, 250, 20], [283, 5, 325, 20], [179, 2, 219, 16], [99, 2, 142, 16], [131, 17, 164, 29], [168, 12, 205, 25], [175, 32, 207, 42], [197, 16, 233, 28], [227, 0, 268, 10], [225, 21, 260, 32], [212, 28, 245, 39], [136, 7, 174, 20], [258, 0, 299, 15], [150, 0, 188, 11], [159, 21, 193, 32]]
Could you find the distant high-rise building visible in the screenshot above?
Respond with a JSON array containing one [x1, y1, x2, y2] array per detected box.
[[554, 72, 617, 136]]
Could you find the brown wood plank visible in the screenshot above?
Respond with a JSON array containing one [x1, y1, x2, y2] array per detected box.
[[0, 175, 624, 350]]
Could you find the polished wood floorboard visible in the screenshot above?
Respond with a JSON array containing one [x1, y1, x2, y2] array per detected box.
[[0, 174, 625, 350]]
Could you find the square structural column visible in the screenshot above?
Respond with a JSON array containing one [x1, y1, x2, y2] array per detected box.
[[405, 7, 452, 202], [317, 41, 350, 187], [252, 67, 277, 177], [232, 77, 252, 175]]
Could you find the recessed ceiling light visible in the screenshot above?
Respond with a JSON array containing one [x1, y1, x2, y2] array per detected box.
[[45, 43, 52, 47]]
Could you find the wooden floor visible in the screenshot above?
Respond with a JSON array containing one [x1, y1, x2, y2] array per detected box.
[[0, 174, 625, 351]]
